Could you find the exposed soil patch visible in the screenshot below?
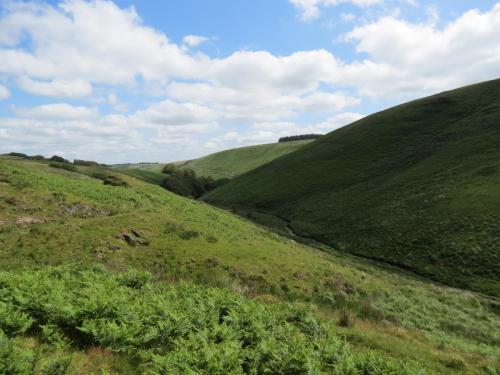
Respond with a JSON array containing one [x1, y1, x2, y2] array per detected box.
[[16, 216, 44, 226]]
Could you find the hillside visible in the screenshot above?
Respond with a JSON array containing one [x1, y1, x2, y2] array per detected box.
[[205, 78, 500, 297], [1, 156, 499, 373], [177, 140, 314, 179]]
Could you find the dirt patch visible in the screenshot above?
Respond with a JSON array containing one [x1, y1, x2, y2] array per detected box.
[[16, 216, 44, 226]]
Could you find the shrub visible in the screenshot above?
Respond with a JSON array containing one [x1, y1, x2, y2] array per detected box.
[[278, 134, 321, 143], [49, 162, 77, 172], [7, 152, 29, 159], [38, 355, 72, 375], [0, 265, 425, 374], [0, 331, 34, 375], [29, 155, 45, 160], [73, 159, 99, 166], [49, 155, 69, 163], [102, 175, 128, 187], [160, 164, 225, 199]]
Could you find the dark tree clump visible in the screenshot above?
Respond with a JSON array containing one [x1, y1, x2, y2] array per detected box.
[[160, 164, 228, 199], [278, 134, 322, 143]]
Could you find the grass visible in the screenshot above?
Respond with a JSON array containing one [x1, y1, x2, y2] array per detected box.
[[0, 157, 499, 373], [0, 265, 425, 374], [112, 140, 313, 180], [205, 78, 500, 298]]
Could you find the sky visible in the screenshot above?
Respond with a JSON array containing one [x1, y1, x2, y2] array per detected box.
[[0, 0, 499, 163]]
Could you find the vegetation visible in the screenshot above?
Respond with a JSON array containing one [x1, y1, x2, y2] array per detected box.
[[0, 156, 499, 373], [113, 140, 311, 180], [49, 155, 70, 163], [279, 134, 322, 142], [205, 78, 500, 297], [49, 162, 77, 172], [0, 265, 427, 374], [160, 163, 227, 198], [73, 159, 100, 167]]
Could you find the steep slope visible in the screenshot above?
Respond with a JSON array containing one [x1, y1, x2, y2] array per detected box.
[[1, 157, 499, 373], [177, 140, 314, 179], [205, 78, 500, 297]]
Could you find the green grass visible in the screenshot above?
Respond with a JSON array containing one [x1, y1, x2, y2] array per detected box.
[[0, 265, 424, 374], [0, 157, 499, 373], [113, 167, 165, 186], [205, 78, 500, 298], [175, 140, 314, 179], [110, 162, 164, 173], [112, 141, 313, 180]]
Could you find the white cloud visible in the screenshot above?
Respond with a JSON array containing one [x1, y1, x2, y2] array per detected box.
[[182, 35, 209, 48], [0, 0, 199, 84], [130, 99, 216, 127], [2, 1, 500, 163], [18, 76, 92, 98], [14, 103, 98, 121], [289, 0, 382, 21], [0, 85, 10, 100], [303, 112, 365, 132], [342, 4, 500, 97]]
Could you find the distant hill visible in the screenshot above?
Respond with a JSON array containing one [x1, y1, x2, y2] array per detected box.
[[177, 140, 314, 179], [205, 78, 500, 297], [111, 140, 313, 181]]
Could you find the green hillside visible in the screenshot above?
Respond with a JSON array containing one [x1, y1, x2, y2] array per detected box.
[[177, 140, 314, 179], [1, 156, 499, 373], [205, 78, 500, 297]]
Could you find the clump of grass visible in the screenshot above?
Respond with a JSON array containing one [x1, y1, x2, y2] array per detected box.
[[179, 230, 199, 240], [338, 308, 355, 327]]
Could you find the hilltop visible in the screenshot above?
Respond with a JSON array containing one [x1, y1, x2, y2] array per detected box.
[[205, 78, 500, 297], [0, 156, 499, 373], [111, 140, 313, 181]]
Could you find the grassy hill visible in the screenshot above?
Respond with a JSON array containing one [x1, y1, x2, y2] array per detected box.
[[205, 78, 500, 298], [177, 140, 314, 179], [0, 156, 499, 373], [111, 140, 313, 183]]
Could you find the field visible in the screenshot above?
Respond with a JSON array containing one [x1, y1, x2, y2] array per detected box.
[[205, 78, 500, 298], [0, 156, 499, 373], [112, 140, 313, 180]]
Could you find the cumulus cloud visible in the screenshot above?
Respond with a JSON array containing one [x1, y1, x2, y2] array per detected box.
[[1, 1, 500, 162], [342, 4, 500, 97], [289, 0, 382, 21], [182, 35, 209, 48], [14, 103, 99, 120], [18, 77, 92, 98], [0, 85, 10, 100]]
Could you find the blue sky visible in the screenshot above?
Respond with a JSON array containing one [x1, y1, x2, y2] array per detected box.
[[0, 0, 499, 163]]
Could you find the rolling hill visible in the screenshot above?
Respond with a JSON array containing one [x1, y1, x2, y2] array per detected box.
[[111, 140, 313, 184], [176, 140, 314, 179], [1, 156, 499, 373], [205, 78, 500, 298]]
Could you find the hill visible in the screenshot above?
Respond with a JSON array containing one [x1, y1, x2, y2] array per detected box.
[[176, 140, 314, 179], [205, 78, 500, 297], [0, 156, 499, 373]]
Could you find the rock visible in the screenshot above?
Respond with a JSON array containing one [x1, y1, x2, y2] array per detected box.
[[136, 238, 150, 246], [109, 245, 121, 251], [122, 233, 137, 246]]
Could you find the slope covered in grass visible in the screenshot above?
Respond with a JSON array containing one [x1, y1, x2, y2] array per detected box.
[[0, 157, 499, 373], [205, 78, 500, 297], [177, 140, 314, 179], [0, 265, 424, 374]]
